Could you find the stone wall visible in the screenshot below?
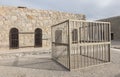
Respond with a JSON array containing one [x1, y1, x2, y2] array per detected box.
[[99, 16, 120, 41], [0, 6, 85, 52]]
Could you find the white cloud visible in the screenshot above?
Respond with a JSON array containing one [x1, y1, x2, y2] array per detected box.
[[96, 0, 114, 8]]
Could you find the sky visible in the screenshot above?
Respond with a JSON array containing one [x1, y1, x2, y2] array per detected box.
[[0, 0, 120, 20]]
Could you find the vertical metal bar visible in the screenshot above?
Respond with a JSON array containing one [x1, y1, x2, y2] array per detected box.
[[104, 23, 106, 42], [79, 22, 82, 68], [89, 22, 92, 65], [77, 22, 80, 68], [94, 23, 96, 42], [80, 22, 84, 43], [97, 23, 99, 42], [101, 23, 104, 42], [106, 44, 108, 62], [80, 46, 82, 67], [80, 22, 83, 68], [99, 23, 101, 42], [106, 24, 108, 42], [93, 23, 94, 43], [90, 22, 92, 43], [87, 45, 89, 66], [102, 44, 103, 63], [83, 22, 85, 43], [104, 23, 107, 62], [51, 27, 53, 58], [86, 45, 88, 67], [104, 44, 106, 62], [76, 22, 78, 69], [86, 23, 88, 67], [68, 20, 71, 70], [100, 44, 101, 63], [93, 45, 96, 65], [92, 45, 94, 65], [84, 23, 86, 67], [84, 46, 86, 67], [91, 23, 93, 42], [95, 45, 97, 64], [81, 46, 83, 68], [84, 22, 86, 43], [89, 45, 92, 65], [72, 21, 74, 69], [83, 22, 85, 67], [66, 22, 68, 68], [74, 21, 76, 69], [74, 46, 75, 69], [98, 45, 100, 64], [108, 23, 111, 62], [73, 21, 75, 69], [83, 46, 85, 67], [74, 21, 77, 69], [101, 23, 102, 42], [79, 25, 81, 43]]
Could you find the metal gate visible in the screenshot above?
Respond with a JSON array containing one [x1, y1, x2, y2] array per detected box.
[[51, 19, 111, 70]]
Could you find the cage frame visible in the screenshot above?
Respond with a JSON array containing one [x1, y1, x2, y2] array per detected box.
[[51, 19, 111, 71]]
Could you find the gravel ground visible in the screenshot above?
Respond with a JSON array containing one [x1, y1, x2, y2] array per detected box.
[[0, 48, 120, 77], [0, 61, 120, 77]]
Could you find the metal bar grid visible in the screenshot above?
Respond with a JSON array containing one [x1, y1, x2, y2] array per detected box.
[[52, 19, 111, 70]]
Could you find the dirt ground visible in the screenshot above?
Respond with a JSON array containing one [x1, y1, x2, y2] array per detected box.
[[0, 42, 120, 77]]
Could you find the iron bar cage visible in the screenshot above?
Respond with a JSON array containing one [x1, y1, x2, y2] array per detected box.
[[51, 19, 111, 71]]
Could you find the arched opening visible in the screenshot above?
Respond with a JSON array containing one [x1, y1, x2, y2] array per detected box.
[[9, 28, 19, 49], [55, 30, 62, 43], [72, 29, 78, 43], [35, 28, 42, 47]]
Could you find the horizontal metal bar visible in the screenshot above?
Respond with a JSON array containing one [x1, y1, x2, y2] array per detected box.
[[72, 42, 110, 46], [69, 19, 110, 24], [51, 20, 69, 27], [52, 42, 68, 46], [79, 54, 107, 63]]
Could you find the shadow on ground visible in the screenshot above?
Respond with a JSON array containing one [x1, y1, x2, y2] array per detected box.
[[0, 56, 67, 71], [115, 73, 120, 77]]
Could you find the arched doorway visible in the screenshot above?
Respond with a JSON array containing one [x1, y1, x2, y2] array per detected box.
[[9, 28, 19, 49], [72, 29, 78, 43], [55, 30, 62, 43], [35, 28, 42, 47]]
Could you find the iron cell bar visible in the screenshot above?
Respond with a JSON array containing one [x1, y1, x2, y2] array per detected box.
[[52, 19, 111, 70]]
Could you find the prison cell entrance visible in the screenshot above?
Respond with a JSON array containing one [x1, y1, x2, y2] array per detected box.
[[10, 28, 19, 49], [52, 20, 111, 70]]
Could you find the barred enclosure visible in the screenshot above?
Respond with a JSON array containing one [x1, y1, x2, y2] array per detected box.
[[51, 20, 111, 70]]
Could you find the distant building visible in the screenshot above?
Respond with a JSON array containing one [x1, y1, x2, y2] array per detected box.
[[98, 16, 120, 41]]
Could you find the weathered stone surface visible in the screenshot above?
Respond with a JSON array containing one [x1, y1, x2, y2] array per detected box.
[[0, 6, 85, 52]]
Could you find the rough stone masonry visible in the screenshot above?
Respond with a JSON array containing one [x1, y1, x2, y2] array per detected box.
[[0, 6, 85, 52]]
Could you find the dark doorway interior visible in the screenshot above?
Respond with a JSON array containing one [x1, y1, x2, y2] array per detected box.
[[10, 28, 19, 49], [35, 28, 42, 47], [111, 33, 114, 40]]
